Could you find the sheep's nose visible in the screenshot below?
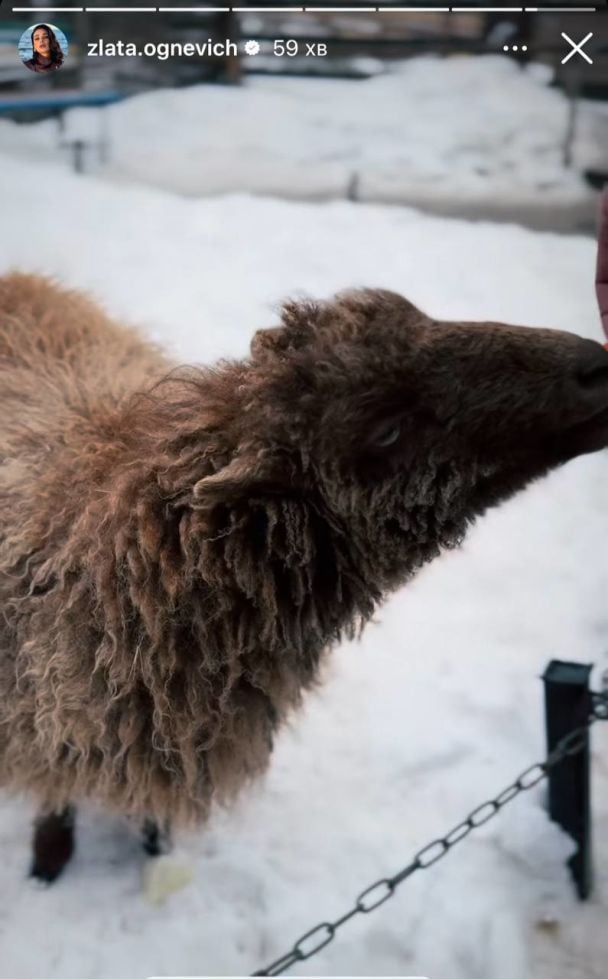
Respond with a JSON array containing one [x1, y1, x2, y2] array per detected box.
[[573, 338, 608, 396]]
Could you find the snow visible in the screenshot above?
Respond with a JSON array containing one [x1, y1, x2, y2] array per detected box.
[[0, 55, 605, 228], [0, 124, 608, 977]]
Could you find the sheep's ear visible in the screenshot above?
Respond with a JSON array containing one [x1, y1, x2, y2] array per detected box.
[[192, 453, 278, 506], [250, 300, 319, 358]]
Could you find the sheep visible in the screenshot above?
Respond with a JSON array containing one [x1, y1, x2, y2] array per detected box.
[[1, 272, 608, 883]]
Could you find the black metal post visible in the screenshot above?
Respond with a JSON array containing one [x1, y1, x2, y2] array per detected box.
[[542, 659, 592, 899]]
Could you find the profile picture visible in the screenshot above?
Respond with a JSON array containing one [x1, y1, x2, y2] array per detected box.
[[18, 23, 68, 74]]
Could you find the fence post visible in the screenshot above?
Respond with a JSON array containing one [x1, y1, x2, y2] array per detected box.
[[542, 659, 592, 899]]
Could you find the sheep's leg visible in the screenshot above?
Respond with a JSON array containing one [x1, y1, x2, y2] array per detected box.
[[141, 818, 172, 857], [30, 805, 76, 883]]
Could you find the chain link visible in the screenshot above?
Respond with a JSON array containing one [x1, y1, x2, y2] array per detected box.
[[252, 690, 608, 976]]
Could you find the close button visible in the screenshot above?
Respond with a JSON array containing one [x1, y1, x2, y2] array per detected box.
[[561, 32, 594, 66]]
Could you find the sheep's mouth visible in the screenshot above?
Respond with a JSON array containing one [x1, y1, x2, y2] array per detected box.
[[472, 404, 608, 508], [553, 402, 608, 458], [504, 401, 608, 468]]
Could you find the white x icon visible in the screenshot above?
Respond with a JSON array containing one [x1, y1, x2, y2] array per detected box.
[[561, 32, 593, 65]]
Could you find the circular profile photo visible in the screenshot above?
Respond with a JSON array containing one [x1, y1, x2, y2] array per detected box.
[[18, 23, 68, 74]]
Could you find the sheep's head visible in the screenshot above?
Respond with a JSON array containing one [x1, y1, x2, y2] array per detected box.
[[193, 288, 608, 592]]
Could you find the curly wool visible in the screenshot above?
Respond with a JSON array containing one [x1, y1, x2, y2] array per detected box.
[[0, 276, 378, 826], [0, 273, 597, 827]]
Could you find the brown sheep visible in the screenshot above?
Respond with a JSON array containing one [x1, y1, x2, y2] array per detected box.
[[1, 272, 608, 882]]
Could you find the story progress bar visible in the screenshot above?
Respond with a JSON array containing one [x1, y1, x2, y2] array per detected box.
[[9, 6, 601, 13]]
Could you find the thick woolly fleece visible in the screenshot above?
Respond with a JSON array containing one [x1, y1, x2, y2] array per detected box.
[[1, 273, 607, 829]]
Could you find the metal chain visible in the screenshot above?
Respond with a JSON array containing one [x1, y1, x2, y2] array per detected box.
[[252, 690, 608, 976]]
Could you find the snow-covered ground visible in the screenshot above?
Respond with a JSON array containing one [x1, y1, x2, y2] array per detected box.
[[0, 146, 608, 979], [0, 55, 605, 229]]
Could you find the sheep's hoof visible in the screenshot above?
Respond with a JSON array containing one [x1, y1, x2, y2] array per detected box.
[[30, 861, 66, 885], [30, 806, 75, 884], [141, 817, 172, 857]]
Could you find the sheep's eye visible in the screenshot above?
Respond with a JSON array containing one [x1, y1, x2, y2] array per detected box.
[[371, 421, 401, 448]]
